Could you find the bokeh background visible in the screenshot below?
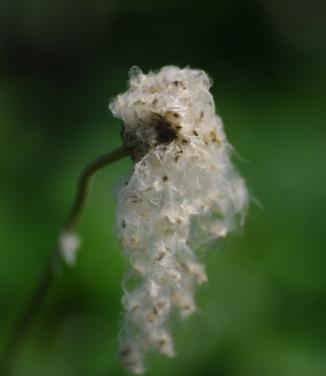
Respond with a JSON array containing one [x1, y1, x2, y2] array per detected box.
[[1, 0, 326, 375]]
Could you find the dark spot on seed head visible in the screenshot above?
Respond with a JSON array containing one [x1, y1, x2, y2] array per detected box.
[[203, 130, 220, 145], [120, 347, 132, 358], [193, 130, 198, 136], [156, 252, 166, 261], [121, 112, 179, 161], [121, 220, 126, 228], [158, 339, 166, 348], [172, 80, 186, 89], [153, 114, 178, 144], [209, 130, 219, 143], [174, 148, 183, 161], [173, 112, 179, 118], [162, 175, 168, 181], [157, 301, 166, 310]]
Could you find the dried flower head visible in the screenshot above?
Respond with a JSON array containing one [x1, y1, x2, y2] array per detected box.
[[110, 66, 248, 373]]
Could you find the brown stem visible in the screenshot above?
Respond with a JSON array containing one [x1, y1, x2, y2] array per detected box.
[[0, 146, 128, 375]]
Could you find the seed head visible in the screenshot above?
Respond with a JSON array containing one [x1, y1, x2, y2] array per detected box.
[[110, 66, 248, 373]]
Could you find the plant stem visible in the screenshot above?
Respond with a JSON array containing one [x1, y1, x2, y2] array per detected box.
[[64, 145, 128, 231], [0, 145, 128, 375]]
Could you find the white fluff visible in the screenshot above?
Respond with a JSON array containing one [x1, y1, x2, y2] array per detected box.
[[110, 66, 248, 373], [58, 231, 80, 266]]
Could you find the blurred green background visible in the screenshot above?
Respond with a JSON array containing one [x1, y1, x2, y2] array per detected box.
[[1, 0, 326, 375]]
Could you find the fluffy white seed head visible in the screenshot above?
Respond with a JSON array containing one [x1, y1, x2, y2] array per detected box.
[[110, 66, 248, 373]]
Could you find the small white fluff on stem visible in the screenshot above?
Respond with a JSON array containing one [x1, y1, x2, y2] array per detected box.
[[110, 66, 248, 374], [58, 231, 80, 266]]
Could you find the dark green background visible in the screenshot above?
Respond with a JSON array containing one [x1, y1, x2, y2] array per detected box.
[[1, 0, 326, 375]]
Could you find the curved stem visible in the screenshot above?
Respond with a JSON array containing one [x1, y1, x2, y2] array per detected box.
[[0, 145, 128, 375], [64, 145, 128, 231]]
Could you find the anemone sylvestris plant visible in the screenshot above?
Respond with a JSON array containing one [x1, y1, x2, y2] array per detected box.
[[0, 66, 248, 375]]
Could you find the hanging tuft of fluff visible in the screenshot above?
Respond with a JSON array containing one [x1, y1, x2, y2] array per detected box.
[[109, 66, 248, 374]]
